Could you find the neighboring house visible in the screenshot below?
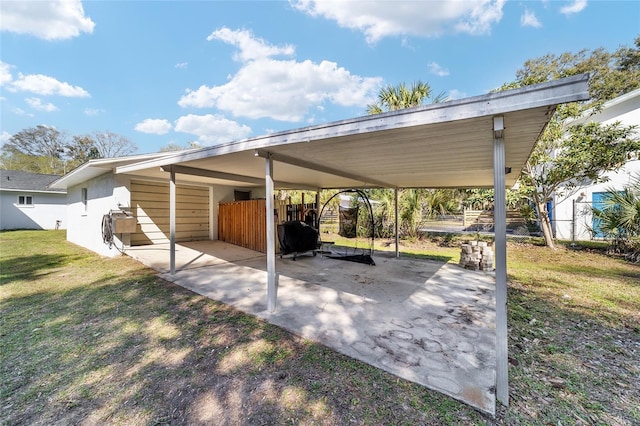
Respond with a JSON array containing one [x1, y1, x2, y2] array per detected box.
[[552, 89, 640, 241], [0, 170, 67, 230]]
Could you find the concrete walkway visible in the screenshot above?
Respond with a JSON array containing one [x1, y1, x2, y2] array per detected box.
[[126, 241, 497, 416]]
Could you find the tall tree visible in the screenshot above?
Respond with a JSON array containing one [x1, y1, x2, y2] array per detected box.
[[499, 36, 640, 100], [1, 125, 67, 174], [90, 130, 137, 158], [65, 135, 101, 171], [521, 120, 639, 248], [502, 36, 640, 248], [1, 127, 138, 174], [159, 141, 201, 152]]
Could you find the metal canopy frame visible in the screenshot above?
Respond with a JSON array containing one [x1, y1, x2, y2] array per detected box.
[[151, 75, 589, 411], [104, 75, 590, 412]]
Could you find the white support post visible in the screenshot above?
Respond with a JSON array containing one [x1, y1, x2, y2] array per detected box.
[[169, 168, 176, 275], [394, 188, 399, 258], [265, 154, 277, 312], [209, 186, 214, 240], [493, 116, 509, 406], [315, 192, 321, 229]]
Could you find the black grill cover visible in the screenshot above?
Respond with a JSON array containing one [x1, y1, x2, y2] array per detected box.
[[277, 221, 319, 255]]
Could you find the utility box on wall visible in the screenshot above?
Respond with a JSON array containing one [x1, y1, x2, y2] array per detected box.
[[111, 211, 137, 234]]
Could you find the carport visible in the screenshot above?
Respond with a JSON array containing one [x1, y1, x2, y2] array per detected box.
[[116, 74, 590, 414]]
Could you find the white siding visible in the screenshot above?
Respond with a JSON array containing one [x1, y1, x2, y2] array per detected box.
[[0, 190, 67, 230], [130, 180, 210, 245], [67, 173, 131, 257]]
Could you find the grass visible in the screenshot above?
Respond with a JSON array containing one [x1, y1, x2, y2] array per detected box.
[[1, 230, 639, 425], [502, 242, 639, 425]]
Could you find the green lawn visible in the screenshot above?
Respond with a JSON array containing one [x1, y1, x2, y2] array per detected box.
[[1, 230, 638, 425]]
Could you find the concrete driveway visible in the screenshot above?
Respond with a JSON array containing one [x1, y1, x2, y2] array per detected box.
[[126, 241, 497, 416]]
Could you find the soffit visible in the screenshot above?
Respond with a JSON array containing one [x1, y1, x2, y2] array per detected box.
[[113, 75, 589, 190]]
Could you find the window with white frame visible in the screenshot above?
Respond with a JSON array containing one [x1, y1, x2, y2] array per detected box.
[[17, 195, 33, 206]]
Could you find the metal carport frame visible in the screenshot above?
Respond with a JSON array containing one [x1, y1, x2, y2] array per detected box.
[[115, 74, 590, 410]]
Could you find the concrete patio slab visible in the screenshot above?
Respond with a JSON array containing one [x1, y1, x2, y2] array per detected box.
[[126, 241, 497, 416]]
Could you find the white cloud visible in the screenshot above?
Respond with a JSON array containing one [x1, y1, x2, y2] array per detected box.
[[84, 107, 104, 116], [291, 0, 506, 43], [12, 107, 32, 117], [428, 62, 449, 77], [454, 0, 506, 35], [521, 9, 542, 27], [9, 73, 90, 97], [25, 97, 58, 112], [1, 131, 12, 144], [447, 89, 467, 100], [175, 62, 188, 69], [560, 0, 587, 15], [207, 27, 295, 62], [135, 118, 173, 135], [0, 62, 13, 86], [174, 114, 252, 145], [0, 0, 95, 40], [179, 28, 382, 122]]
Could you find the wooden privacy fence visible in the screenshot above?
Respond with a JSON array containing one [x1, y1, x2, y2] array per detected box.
[[463, 209, 527, 230], [218, 199, 288, 253]]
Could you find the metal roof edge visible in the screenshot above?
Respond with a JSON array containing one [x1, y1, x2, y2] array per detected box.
[[116, 74, 590, 175], [1, 188, 67, 194], [49, 151, 175, 189]]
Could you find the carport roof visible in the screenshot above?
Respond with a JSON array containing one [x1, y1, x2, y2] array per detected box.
[[53, 74, 590, 191]]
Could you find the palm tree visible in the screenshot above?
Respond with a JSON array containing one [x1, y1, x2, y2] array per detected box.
[[366, 81, 449, 238], [422, 189, 461, 218], [366, 81, 446, 114], [592, 176, 640, 251], [399, 188, 423, 238]]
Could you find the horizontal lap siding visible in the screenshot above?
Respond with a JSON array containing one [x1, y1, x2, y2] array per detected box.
[[131, 181, 209, 245]]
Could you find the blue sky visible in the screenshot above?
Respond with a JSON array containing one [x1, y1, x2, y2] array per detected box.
[[1, 0, 638, 155]]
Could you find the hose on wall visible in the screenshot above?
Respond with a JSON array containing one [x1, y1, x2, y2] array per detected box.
[[101, 213, 125, 253]]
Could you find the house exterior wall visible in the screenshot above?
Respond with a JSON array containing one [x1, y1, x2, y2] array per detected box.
[[553, 91, 640, 241], [0, 190, 67, 230], [65, 169, 261, 256], [130, 180, 211, 245], [554, 159, 640, 240], [67, 173, 131, 257]]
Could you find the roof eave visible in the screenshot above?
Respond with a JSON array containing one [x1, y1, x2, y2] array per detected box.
[[116, 74, 591, 177], [48, 152, 178, 189]]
